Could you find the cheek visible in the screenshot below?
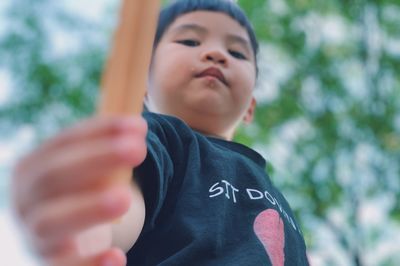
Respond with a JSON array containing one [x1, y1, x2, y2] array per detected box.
[[230, 66, 255, 112], [235, 66, 256, 96], [153, 49, 194, 90]]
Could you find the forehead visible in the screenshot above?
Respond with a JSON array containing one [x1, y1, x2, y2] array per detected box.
[[166, 11, 249, 40]]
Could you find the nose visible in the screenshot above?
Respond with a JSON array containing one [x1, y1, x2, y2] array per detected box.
[[201, 49, 228, 66]]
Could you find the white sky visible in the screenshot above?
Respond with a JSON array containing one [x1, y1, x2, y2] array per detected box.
[[60, 0, 113, 21]]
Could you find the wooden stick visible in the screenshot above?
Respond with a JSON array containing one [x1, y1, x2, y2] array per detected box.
[[99, 0, 160, 115], [98, 0, 160, 184]]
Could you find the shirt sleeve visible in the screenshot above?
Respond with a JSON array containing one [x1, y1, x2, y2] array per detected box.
[[134, 113, 197, 232]]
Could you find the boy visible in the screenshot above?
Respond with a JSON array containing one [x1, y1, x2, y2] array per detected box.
[[11, 0, 309, 265]]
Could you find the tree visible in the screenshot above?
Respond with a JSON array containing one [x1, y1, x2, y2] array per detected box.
[[0, 0, 399, 264]]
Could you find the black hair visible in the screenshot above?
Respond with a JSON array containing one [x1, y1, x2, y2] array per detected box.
[[153, 0, 259, 76]]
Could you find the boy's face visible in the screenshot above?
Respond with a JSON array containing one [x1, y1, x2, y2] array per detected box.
[[147, 11, 256, 140]]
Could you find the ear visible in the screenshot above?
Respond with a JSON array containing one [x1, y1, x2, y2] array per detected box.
[[243, 97, 256, 124], [143, 91, 149, 105]]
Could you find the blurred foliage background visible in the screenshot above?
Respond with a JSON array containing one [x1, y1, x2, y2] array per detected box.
[[0, 0, 399, 265]]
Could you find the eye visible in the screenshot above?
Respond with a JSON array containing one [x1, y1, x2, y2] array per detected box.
[[229, 50, 247, 60], [176, 39, 200, 47]]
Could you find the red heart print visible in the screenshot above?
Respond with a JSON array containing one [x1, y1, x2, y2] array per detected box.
[[253, 209, 285, 266]]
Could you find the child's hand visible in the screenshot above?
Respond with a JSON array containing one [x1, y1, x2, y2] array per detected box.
[[11, 116, 147, 266]]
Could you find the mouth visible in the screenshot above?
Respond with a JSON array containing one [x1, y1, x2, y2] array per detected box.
[[195, 67, 228, 86]]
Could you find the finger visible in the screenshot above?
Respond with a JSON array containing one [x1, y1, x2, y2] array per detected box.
[[44, 247, 126, 266], [26, 185, 132, 254], [36, 237, 78, 259], [13, 115, 147, 183], [17, 133, 146, 215], [40, 115, 147, 155]]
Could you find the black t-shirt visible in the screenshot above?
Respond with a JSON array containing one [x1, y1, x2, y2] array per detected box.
[[127, 112, 309, 266]]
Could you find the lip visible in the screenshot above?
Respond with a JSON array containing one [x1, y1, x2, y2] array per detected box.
[[195, 67, 228, 86]]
